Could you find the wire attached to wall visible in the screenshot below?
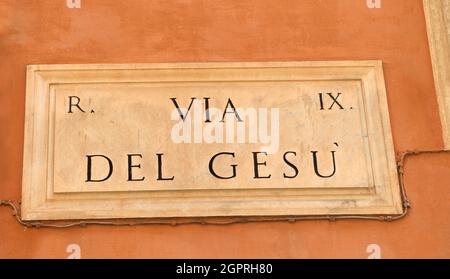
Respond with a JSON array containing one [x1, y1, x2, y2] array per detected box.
[[1, 149, 448, 228]]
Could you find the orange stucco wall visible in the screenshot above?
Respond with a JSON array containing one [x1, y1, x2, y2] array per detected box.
[[1, 0, 449, 258]]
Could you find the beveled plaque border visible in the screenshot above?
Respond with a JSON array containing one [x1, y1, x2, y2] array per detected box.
[[21, 61, 402, 221]]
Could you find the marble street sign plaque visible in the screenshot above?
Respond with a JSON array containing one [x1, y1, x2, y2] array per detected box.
[[21, 61, 402, 220]]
